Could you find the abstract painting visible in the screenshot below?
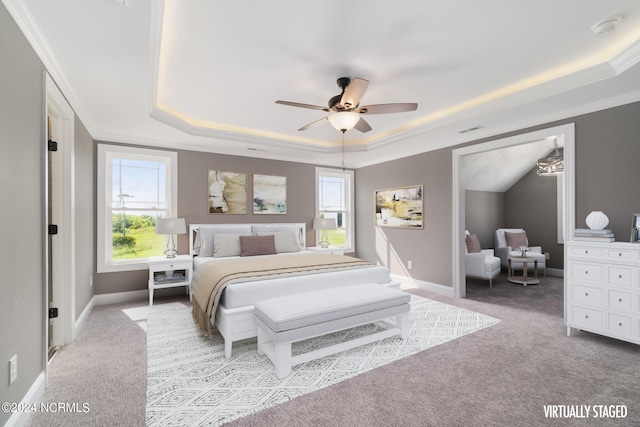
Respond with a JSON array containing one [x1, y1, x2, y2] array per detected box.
[[375, 185, 423, 228], [208, 170, 247, 214], [253, 174, 286, 214]]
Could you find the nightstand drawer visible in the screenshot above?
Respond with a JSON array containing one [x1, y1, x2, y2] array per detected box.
[[570, 262, 602, 282], [571, 284, 602, 306], [571, 305, 602, 329], [607, 289, 632, 311]]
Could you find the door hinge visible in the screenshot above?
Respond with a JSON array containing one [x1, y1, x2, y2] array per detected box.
[[48, 139, 58, 151], [48, 307, 59, 319], [48, 224, 58, 235]]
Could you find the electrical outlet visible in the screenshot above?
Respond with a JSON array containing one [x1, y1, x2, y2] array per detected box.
[[408, 260, 413, 269], [9, 355, 17, 385], [545, 252, 550, 260], [90, 274, 93, 287]]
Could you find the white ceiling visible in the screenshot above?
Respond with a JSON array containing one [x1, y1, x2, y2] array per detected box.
[[5, 0, 640, 170]]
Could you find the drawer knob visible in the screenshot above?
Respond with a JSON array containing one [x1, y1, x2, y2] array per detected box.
[[619, 274, 622, 279], [585, 250, 589, 254], [585, 315, 589, 319], [585, 292, 589, 296], [619, 298, 622, 302], [618, 253, 622, 256], [619, 322, 622, 327], [585, 271, 589, 274]]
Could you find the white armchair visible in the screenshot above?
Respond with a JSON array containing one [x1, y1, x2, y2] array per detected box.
[[494, 228, 546, 275], [465, 231, 501, 288]]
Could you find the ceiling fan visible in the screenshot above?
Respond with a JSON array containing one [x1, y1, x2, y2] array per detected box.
[[275, 77, 418, 133]]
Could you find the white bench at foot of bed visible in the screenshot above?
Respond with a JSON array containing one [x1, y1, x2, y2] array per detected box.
[[254, 283, 411, 378], [214, 281, 401, 358]]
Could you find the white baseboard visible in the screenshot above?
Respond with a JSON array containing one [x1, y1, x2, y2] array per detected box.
[[74, 296, 95, 340], [93, 289, 148, 306], [390, 274, 454, 297], [546, 267, 564, 277], [4, 372, 45, 427]]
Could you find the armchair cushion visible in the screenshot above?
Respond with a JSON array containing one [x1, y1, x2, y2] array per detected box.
[[504, 231, 527, 249], [465, 234, 481, 253]]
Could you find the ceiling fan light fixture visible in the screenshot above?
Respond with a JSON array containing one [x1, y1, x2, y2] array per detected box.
[[328, 111, 360, 132]]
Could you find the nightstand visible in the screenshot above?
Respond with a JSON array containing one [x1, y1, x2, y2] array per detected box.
[[147, 255, 193, 306], [306, 246, 345, 255]]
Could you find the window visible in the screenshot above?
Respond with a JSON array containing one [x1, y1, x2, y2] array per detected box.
[[315, 167, 354, 252], [97, 145, 177, 272]]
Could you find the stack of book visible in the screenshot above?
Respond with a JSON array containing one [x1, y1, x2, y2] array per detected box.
[[573, 228, 615, 242]]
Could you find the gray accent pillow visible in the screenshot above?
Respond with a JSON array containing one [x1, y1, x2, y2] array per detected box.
[[256, 231, 301, 253], [240, 235, 277, 257]]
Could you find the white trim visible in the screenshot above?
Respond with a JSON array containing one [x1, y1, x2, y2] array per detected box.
[[3, 372, 46, 427], [74, 296, 95, 339], [315, 167, 355, 253], [452, 123, 575, 298], [97, 144, 178, 273], [390, 274, 455, 297], [45, 73, 76, 352], [93, 290, 149, 306]]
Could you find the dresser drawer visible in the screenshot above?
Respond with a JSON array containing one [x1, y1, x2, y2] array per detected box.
[[606, 249, 634, 261], [570, 262, 603, 282], [569, 246, 602, 258], [571, 284, 602, 306], [607, 289, 632, 311], [571, 305, 602, 329], [607, 266, 633, 287], [607, 313, 633, 337]]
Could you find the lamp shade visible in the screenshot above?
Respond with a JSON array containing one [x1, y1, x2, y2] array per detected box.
[[328, 112, 360, 132], [313, 217, 337, 231], [155, 218, 186, 235]]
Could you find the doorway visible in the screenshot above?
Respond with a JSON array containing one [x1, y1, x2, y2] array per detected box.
[[452, 124, 576, 298], [45, 73, 75, 369]]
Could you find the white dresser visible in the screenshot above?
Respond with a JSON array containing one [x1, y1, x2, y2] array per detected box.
[[565, 241, 640, 344]]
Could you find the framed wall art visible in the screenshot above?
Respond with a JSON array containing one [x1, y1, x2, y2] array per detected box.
[[253, 174, 287, 214], [207, 170, 248, 214], [375, 185, 423, 228]]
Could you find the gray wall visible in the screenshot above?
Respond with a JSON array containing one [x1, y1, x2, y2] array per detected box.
[[505, 167, 562, 269], [356, 101, 640, 288], [94, 147, 327, 295], [0, 3, 46, 423], [74, 120, 95, 314], [356, 148, 453, 286], [465, 190, 505, 249]]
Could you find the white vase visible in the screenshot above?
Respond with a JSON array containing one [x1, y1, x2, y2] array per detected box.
[[586, 211, 609, 230]]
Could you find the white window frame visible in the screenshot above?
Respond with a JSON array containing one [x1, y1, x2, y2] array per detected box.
[[315, 167, 355, 253], [97, 144, 178, 273]]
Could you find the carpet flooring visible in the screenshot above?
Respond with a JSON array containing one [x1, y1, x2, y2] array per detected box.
[[25, 273, 640, 426], [145, 296, 499, 426]]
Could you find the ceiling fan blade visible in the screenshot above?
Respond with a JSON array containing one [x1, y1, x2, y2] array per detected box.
[[340, 78, 369, 109], [354, 117, 372, 133], [298, 117, 328, 131], [276, 100, 328, 111], [357, 103, 418, 114]]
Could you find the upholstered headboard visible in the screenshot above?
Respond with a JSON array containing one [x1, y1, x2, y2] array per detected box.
[[189, 223, 307, 257]]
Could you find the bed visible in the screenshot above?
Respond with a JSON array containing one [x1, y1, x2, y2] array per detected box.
[[188, 223, 398, 357]]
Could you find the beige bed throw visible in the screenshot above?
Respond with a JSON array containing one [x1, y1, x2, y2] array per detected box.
[[192, 254, 371, 336]]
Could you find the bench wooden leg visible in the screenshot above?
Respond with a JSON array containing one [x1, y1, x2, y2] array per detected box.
[[397, 313, 409, 339], [274, 342, 292, 379], [257, 325, 267, 356]]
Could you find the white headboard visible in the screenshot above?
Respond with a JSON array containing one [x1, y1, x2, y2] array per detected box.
[[189, 223, 307, 257]]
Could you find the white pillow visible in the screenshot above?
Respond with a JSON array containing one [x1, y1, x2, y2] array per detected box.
[[256, 231, 301, 253], [213, 233, 250, 258], [196, 225, 252, 257], [251, 225, 304, 248]]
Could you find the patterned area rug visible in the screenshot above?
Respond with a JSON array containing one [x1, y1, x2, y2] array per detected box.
[[146, 295, 499, 426]]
